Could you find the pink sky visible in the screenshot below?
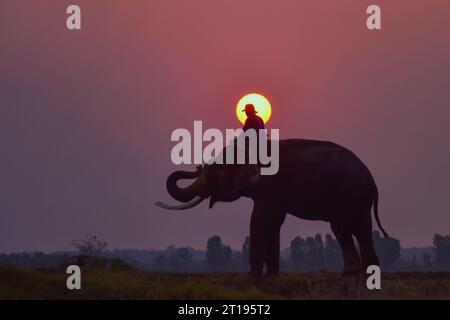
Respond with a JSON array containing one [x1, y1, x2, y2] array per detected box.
[[1, 1, 450, 251]]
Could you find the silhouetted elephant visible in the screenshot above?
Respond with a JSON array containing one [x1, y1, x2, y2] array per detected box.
[[156, 139, 388, 277]]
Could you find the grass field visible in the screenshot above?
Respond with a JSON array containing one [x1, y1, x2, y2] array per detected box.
[[1, 262, 450, 299]]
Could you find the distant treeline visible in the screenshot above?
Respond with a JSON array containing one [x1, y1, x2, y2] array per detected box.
[[1, 233, 450, 272]]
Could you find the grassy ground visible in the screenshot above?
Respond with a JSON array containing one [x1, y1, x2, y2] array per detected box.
[[1, 263, 450, 299]]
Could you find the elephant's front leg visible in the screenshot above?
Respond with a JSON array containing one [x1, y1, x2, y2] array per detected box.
[[264, 211, 286, 276], [264, 227, 281, 276], [249, 203, 286, 277], [249, 208, 265, 277]]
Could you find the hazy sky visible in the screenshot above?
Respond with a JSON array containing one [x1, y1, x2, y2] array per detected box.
[[1, 1, 450, 252]]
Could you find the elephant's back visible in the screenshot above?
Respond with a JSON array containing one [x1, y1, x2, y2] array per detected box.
[[270, 139, 376, 220], [279, 139, 355, 164], [277, 139, 375, 199]]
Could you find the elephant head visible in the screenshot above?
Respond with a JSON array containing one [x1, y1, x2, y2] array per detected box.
[[155, 163, 260, 210]]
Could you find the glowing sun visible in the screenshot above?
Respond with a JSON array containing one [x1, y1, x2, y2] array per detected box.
[[236, 93, 272, 125]]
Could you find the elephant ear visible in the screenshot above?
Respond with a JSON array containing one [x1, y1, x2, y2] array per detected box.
[[232, 165, 261, 195]]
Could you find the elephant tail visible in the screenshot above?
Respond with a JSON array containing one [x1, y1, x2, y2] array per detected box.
[[373, 188, 389, 238], [360, 157, 389, 238]]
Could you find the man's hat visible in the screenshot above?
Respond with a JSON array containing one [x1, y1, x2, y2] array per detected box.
[[242, 103, 257, 113]]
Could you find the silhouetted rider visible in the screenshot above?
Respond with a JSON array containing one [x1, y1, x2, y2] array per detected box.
[[242, 104, 265, 132], [233, 104, 265, 193]]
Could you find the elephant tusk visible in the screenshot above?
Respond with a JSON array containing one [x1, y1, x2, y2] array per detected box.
[[154, 196, 204, 210]]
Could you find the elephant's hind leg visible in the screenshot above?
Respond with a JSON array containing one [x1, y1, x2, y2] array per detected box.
[[331, 221, 362, 275], [353, 214, 379, 270]]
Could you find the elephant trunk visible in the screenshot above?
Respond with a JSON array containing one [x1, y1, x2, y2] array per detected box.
[[166, 167, 205, 203]]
